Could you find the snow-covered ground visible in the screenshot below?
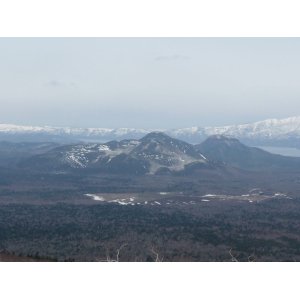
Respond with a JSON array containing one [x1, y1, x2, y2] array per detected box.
[[84, 190, 292, 206], [85, 194, 105, 201]]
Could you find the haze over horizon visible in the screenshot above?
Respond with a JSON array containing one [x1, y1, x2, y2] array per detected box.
[[1, 38, 300, 129], [1, 115, 300, 130]]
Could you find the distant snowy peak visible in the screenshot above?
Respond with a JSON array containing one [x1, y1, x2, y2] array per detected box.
[[2, 116, 300, 144], [170, 116, 300, 142], [205, 116, 300, 139], [0, 123, 149, 136], [0, 123, 56, 133], [0, 123, 152, 142]]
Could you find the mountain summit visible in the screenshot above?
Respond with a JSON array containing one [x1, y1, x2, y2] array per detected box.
[[131, 131, 207, 174], [19, 132, 208, 175], [196, 134, 300, 171]]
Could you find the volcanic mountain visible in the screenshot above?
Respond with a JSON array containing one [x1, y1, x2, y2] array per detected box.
[[18, 132, 300, 175], [19, 132, 209, 175], [195, 135, 300, 171]]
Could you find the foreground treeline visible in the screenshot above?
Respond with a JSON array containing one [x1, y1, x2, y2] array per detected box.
[[0, 198, 300, 262]]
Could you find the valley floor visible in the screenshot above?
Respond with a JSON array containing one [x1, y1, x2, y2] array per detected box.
[[1, 172, 300, 262], [1, 192, 300, 262]]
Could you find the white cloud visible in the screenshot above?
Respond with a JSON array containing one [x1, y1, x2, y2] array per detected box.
[[155, 54, 190, 61]]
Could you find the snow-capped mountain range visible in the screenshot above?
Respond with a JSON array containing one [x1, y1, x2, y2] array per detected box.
[[2, 116, 300, 147]]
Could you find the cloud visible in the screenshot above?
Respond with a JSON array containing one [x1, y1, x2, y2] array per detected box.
[[45, 80, 77, 88], [155, 54, 190, 61], [47, 80, 65, 87]]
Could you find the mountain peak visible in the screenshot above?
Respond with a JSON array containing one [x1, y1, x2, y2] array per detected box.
[[207, 134, 234, 140], [195, 134, 296, 171], [140, 131, 171, 142], [204, 135, 241, 145]]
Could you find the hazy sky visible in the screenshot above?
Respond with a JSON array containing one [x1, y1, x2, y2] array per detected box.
[[1, 38, 300, 129]]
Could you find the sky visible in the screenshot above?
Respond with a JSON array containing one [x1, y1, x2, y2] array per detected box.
[[1, 37, 300, 129]]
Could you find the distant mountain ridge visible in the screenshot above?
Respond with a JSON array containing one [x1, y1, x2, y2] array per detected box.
[[19, 132, 209, 175], [195, 135, 300, 171], [18, 132, 300, 175], [2, 116, 300, 146]]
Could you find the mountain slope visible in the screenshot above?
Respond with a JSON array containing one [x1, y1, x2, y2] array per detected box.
[[0, 123, 150, 143], [129, 132, 207, 174], [170, 116, 300, 146], [0, 141, 59, 167], [19, 132, 209, 175], [195, 135, 300, 171]]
